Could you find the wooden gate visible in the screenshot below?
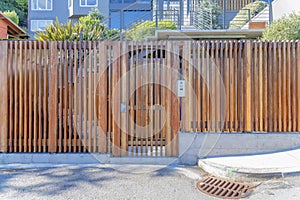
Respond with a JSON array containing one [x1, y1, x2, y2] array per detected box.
[[105, 41, 180, 157]]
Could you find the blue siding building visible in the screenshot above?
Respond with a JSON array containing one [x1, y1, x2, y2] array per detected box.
[[28, 0, 152, 38]]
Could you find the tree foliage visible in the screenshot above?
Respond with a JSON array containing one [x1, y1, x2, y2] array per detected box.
[[126, 20, 177, 41], [0, 0, 27, 26], [3, 10, 19, 25], [34, 9, 119, 41], [262, 13, 300, 40], [229, 1, 267, 29]]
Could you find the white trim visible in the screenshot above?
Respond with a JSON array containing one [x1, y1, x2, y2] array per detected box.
[[80, 0, 98, 7], [31, 0, 53, 11], [31, 20, 53, 31]]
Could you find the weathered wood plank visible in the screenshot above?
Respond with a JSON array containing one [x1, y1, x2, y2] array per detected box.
[[49, 42, 58, 152], [112, 42, 121, 156], [0, 42, 8, 152]]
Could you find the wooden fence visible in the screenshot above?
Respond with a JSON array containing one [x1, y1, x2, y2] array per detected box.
[[180, 40, 300, 132], [0, 40, 299, 155]]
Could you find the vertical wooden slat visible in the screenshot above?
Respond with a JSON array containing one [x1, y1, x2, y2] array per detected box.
[[58, 42, 63, 152], [93, 41, 97, 152], [83, 42, 88, 152], [159, 42, 164, 156], [196, 41, 201, 132], [129, 42, 135, 154], [98, 42, 108, 153], [63, 41, 68, 152], [287, 42, 291, 132], [28, 41, 32, 151], [68, 42, 73, 152], [135, 42, 140, 155], [24, 42, 28, 152], [149, 41, 154, 155], [8, 41, 13, 152], [282, 41, 287, 132], [278, 42, 282, 132], [19, 42, 24, 152], [291, 41, 297, 132], [120, 42, 128, 156], [209, 41, 217, 132], [182, 41, 189, 131], [224, 41, 230, 132], [165, 41, 172, 156], [43, 41, 48, 152], [112, 42, 121, 156], [37, 41, 43, 152], [154, 41, 160, 155], [206, 41, 211, 131], [297, 41, 300, 131], [234, 41, 238, 131], [253, 41, 259, 131], [78, 42, 83, 152], [296, 40, 300, 132], [88, 41, 93, 152], [49, 42, 58, 152], [172, 42, 180, 156], [13, 41, 18, 152], [229, 41, 234, 131], [160, 42, 165, 156], [263, 41, 268, 131], [273, 42, 278, 132], [244, 41, 252, 132], [73, 42, 78, 152], [33, 41, 38, 152], [202, 41, 207, 131], [0, 42, 8, 152], [258, 41, 263, 131]]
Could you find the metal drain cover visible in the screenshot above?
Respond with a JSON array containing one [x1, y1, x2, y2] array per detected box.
[[196, 176, 253, 199]]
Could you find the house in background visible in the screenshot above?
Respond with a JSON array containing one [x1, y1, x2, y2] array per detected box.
[[0, 12, 28, 40], [245, 0, 300, 27], [28, 0, 152, 38]]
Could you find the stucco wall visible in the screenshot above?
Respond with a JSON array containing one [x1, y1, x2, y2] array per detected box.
[[272, 0, 300, 20], [179, 132, 300, 165]]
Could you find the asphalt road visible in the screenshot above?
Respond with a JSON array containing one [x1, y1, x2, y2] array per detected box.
[[0, 164, 300, 200]]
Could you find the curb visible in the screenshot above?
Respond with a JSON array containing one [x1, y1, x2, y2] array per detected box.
[[0, 153, 178, 166], [198, 159, 300, 182]]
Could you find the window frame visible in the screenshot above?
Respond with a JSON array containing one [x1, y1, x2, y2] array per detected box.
[[31, 20, 53, 31], [31, 0, 53, 11], [80, 0, 98, 7]]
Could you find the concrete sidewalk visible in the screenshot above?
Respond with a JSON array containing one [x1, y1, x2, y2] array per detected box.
[[198, 148, 300, 181]]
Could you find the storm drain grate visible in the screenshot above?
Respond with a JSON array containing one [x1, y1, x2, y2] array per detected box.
[[196, 176, 254, 199]]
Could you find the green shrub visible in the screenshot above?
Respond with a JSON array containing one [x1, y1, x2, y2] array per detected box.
[[3, 10, 19, 25], [34, 9, 118, 41], [126, 20, 177, 41], [229, 1, 267, 29], [261, 13, 300, 40]]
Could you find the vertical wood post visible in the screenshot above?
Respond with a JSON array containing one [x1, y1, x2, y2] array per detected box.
[[297, 41, 300, 131], [0, 42, 8, 152], [245, 41, 252, 132], [49, 42, 58, 152]]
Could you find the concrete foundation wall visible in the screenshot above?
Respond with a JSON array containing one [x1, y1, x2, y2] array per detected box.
[[179, 132, 300, 165]]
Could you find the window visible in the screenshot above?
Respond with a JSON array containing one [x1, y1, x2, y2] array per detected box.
[[31, 20, 53, 31], [80, 0, 97, 7], [31, 0, 52, 10]]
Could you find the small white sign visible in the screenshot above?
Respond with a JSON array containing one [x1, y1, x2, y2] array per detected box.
[[120, 102, 127, 113], [177, 80, 186, 97]]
